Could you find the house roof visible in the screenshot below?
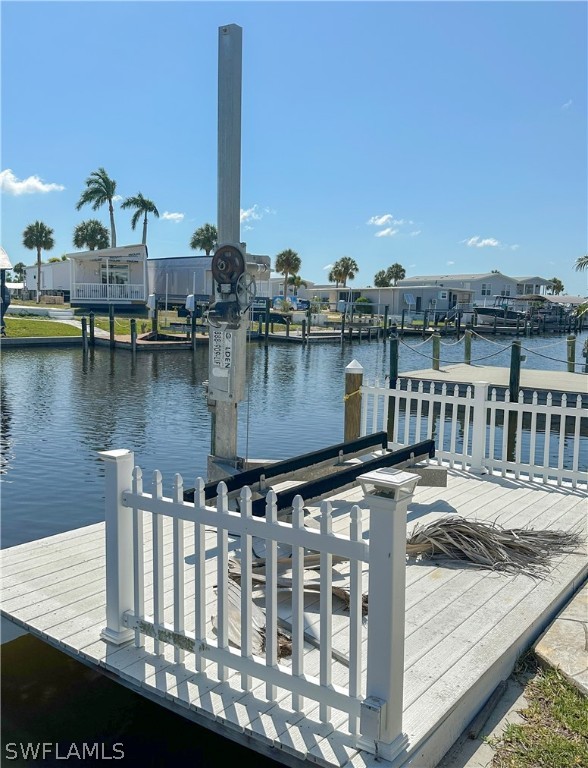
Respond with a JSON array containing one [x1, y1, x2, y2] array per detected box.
[[399, 273, 551, 284]]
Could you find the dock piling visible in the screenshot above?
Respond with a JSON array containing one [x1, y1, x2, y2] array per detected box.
[[464, 328, 472, 364], [130, 318, 137, 354], [109, 305, 115, 348], [344, 360, 364, 442], [432, 332, 441, 371], [567, 335, 576, 373], [89, 311, 95, 346]]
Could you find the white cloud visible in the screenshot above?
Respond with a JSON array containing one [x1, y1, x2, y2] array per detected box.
[[561, 99, 573, 110], [510, 244, 520, 251], [375, 227, 399, 238], [447, 260, 455, 265], [464, 236, 501, 248], [0, 168, 65, 195], [367, 214, 394, 226], [240, 204, 263, 224], [112, 194, 123, 202], [323, 263, 333, 270], [410, 230, 421, 237], [161, 211, 184, 223]]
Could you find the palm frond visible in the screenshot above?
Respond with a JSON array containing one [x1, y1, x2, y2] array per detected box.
[[406, 516, 583, 576]]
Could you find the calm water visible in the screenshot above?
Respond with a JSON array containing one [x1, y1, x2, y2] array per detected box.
[[2, 331, 587, 548], [1, 331, 586, 766]]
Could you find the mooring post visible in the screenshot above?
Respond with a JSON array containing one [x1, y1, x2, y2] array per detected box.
[[422, 311, 428, 339], [358, 469, 418, 761], [151, 305, 158, 340], [344, 360, 363, 442], [109, 304, 115, 349], [432, 332, 441, 371], [301, 318, 306, 343], [509, 339, 521, 401], [383, 306, 389, 341], [89, 311, 95, 346], [400, 309, 405, 336], [285, 316, 290, 338], [130, 318, 137, 354], [493, 315, 498, 335], [81, 316, 88, 353], [567, 335, 576, 373], [464, 328, 472, 364], [99, 449, 135, 646], [191, 310, 197, 350], [386, 333, 399, 442]]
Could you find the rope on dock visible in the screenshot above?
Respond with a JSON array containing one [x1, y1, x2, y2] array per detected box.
[[439, 334, 466, 346], [470, 330, 512, 347], [519, 346, 577, 366], [398, 337, 509, 364]]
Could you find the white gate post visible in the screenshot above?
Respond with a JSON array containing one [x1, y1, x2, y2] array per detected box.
[[469, 381, 489, 475], [100, 449, 135, 645], [357, 468, 420, 761]]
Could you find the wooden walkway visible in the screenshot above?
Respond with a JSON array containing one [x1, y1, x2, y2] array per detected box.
[[2, 469, 586, 768]]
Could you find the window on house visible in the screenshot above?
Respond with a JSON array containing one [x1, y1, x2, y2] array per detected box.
[[500, 285, 511, 297], [524, 284, 533, 294], [481, 283, 491, 296], [101, 264, 129, 285]]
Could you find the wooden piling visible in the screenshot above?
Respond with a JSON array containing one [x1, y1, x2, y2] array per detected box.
[[344, 360, 363, 442], [465, 328, 472, 364], [109, 305, 115, 349], [567, 335, 576, 373], [89, 312, 95, 346], [301, 318, 306, 343], [383, 306, 389, 341], [386, 333, 399, 441], [509, 339, 521, 401], [81, 317, 88, 353], [432, 332, 441, 371], [130, 318, 137, 354], [151, 306, 158, 340], [191, 311, 197, 350]]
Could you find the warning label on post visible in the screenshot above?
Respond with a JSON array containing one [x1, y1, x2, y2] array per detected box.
[[211, 329, 232, 376]]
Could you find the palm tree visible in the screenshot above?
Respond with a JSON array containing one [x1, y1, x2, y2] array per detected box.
[[374, 270, 390, 287], [190, 223, 218, 256], [22, 221, 55, 303], [73, 219, 110, 251], [548, 277, 564, 295], [387, 263, 406, 286], [328, 265, 345, 287], [13, 262, 26, 281], [275, 249, 301, 299], [333, 256, 359, 287], [76, 168, 118, 247], [288, 274, 308, 295], [121, 193, 159, 245], [574, 254, 588, 272]]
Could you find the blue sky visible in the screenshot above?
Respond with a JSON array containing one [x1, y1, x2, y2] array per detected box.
[[1, 1, 587, 294]]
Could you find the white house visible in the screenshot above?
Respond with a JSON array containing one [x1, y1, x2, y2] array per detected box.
[[397, 272, 552, 306], [67, 244, 148, 308]]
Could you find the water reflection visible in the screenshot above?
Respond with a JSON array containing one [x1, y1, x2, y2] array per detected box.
[[0, 373, 13, 475]]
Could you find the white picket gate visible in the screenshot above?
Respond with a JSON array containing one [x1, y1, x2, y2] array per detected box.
[[99, 449, 416, 761], [360, 378, 587, 488]]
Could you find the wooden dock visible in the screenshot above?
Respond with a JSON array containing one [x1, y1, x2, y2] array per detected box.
[[2, 467, 586, 768], [400, 363, 587, 396]]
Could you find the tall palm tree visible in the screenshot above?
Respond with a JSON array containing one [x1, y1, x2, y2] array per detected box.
[[388, 263, 406, 286], [275, 249, 301, 299], [288, 274, 308, 295], [121, 192, 159, 245], [76, 168, 118, 247], [548, 277, 564, 295], [333, 256, 359, 287], [574, 254, 588, 272], [22, 221, 55, 303], [73, 219, 110, 251], [190, 223, 218, 256], [329, 265, 344, 287]]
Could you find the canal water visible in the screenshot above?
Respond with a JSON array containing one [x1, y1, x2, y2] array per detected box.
[[2, 331, 586, 766]]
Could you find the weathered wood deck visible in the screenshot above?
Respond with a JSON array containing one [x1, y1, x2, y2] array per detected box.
[[2, 468, 586, 768]]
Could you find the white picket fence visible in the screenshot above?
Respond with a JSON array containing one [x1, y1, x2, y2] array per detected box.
[[99, 449, 414, 761], [361, 378, 587, 488]]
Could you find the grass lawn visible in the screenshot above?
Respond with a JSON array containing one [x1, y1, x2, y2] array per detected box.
[[491, 656, 588, 768], [4, 318, 81, 337]]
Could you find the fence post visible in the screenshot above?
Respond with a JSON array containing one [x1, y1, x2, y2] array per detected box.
[[567, 335, 576, 373], [464, 328, 472, 364], [344, 360, 363, 441], [358, 470, 419, 761], [470, 382, 488, 474], [432, 332, 441, 371], [99, 449, 135, 645]]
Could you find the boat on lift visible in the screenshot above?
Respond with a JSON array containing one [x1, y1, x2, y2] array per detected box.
[[474, 296, 528, 326]]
